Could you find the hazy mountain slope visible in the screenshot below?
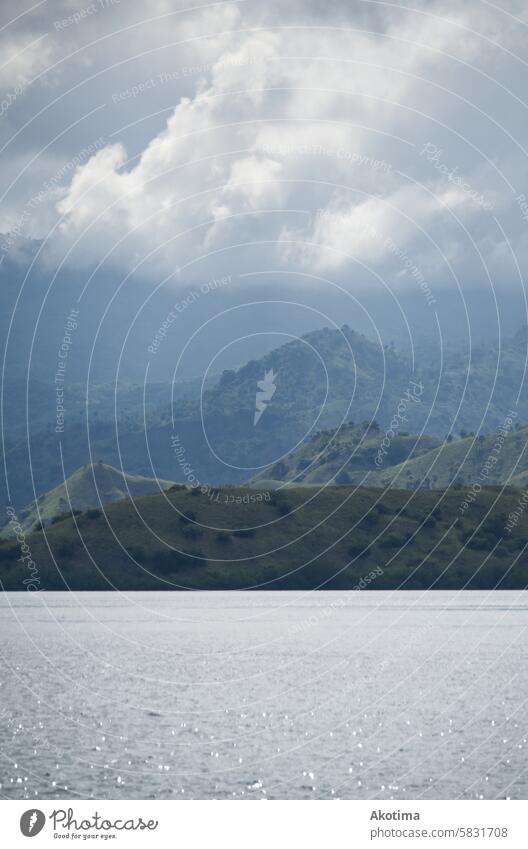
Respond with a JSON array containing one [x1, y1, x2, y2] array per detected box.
[[202, 325, 409, 421], [199, 322, 528, 445], [191, 324, 415, 469], [416, 325, 528, 436], [4, 323, 528, 511], [1, 324, 416, 509], [2, 375, 216, 447]]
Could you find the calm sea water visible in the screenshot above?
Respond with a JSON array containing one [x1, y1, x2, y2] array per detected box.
[[0, 590, 527, 800]]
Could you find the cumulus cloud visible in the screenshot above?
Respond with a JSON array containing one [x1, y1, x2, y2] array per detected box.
[[1, 0, 527, 294]]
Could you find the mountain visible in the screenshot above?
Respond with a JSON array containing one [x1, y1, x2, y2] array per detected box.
[[250, 420, 528, 491], [4, 322, 528, 512], [416, 325, 528, 436], [249, 421, 442, 487], [1, 463, 175, 538], [0, 324, 416, 509], [0, 375, 215, 512], [364, 423, 528, 490], [2, 374, 217, 447], [188, 324, 414, 468], [1, 483, 527, 590]]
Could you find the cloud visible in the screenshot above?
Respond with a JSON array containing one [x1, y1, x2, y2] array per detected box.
[[0, 0, 526, 295]]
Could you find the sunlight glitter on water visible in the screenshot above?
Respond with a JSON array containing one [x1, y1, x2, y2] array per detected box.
[[0, 590, 527, 800]]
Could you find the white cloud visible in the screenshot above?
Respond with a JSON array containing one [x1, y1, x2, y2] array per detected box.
[[0, 0, 525, 294]]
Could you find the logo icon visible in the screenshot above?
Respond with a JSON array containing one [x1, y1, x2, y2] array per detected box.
[[254, 369, 277, 425], [20, 809, 45, 837]]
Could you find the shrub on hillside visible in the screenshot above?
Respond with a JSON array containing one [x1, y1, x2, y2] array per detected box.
[[85, 508, 102, 520]]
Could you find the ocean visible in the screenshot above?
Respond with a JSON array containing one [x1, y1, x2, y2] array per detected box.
[[0, 590, 526, 800]]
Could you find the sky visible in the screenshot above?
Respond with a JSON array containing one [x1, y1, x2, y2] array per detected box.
[[1, 0, 528, 371]]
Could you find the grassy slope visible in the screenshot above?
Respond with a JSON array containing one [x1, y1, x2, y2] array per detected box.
[[249, 422, 528, 491], [1, 483, 527, 590], [249, 422, 441, 487], [1, 463, 175, 537], [366, 425, 528, 490]]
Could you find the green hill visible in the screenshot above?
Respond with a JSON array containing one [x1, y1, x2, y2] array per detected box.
[[249, 421, 442, 487], [250, 420, 528, 491], [1, 483, 527, 590], [1, 463, 175, 538], [364, 422, 528, 490]]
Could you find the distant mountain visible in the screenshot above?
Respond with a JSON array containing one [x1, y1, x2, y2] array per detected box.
[[415, 324, 528, 435], [1, 324, 415, 509], [0, 376, 214, 512], [1, 482, 527, 590], [2, 374, 216, 447], [3, 322, 528, 511], [165, 320, 528, 488], [191, 324, 414, 466], [1, 463, 174, 537]]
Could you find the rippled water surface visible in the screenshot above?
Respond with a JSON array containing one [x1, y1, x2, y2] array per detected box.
[[1, 590, 527, 800]]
